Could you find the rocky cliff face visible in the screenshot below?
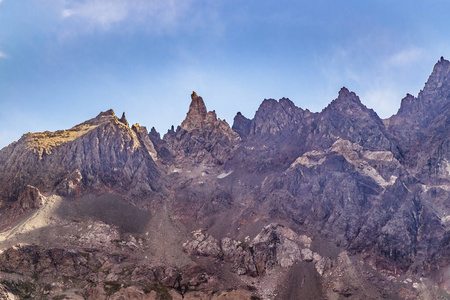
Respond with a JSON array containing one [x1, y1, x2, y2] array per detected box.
[[0, 110, 162, 203], [0, 60, 450, 300], [383, 58, 450, 288]]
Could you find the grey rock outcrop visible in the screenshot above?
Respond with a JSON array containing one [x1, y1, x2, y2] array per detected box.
[[11, 185, 45, 213], [183, 224, 321, 277], [56, 169, 82, 196]]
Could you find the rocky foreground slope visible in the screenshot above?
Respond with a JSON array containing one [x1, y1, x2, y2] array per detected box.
[[0, 58, 449, 299]]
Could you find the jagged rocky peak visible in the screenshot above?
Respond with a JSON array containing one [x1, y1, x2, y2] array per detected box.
[[251, 97, 307, 136], [14, 109, 123, 156], [131, 122, 142, 132], [177, 91, 238, 139], [325, 87, 363, 111], [149, 127, 161, 141], [322, 87, 382, 121], [337, 86, 358, 100], [180, 91, 208, 131], [232, 112, 251, 139], [279, 97, 297, 111], [86, 108, 116, 124], [258, 97, 304, 118], [82, 109, 138, 134], [390, 57, 450, 128], [84, 109, 133, 130], [396, 93, 418, 116], [99, 108, 115, 116], [131, 123, 151, 139], [420, 56, 450, 97], [318, 87, 399, 153], [161, 92, 240, 165], [418, 57, 450, 112], [386, 57, 450, 178], [0, 108, 163, 201]]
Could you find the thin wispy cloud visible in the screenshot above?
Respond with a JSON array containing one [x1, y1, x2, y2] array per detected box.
[[62, 0, 128, 26], [388, 47, 424, 66], [61, 0, 193, 33], [0, 51, 7, 59]]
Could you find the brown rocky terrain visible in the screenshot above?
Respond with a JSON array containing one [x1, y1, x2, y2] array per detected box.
[[0, 58, 449, 299]]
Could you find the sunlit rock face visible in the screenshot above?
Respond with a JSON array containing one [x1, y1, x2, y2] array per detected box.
[[0, 109, 162, 202]]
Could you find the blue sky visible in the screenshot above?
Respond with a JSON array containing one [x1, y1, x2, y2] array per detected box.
[[0, 0, 449, 148]]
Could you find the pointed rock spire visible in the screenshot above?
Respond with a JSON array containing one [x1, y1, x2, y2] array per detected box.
[[181, 91, 208, 131], [119, 112, 129, 127], [149, 127, 161, 141]]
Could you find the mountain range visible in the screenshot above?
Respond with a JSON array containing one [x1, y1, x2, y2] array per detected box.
[[0, 57, 449, 299]]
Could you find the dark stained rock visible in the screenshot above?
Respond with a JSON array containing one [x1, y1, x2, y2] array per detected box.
[[232, 112, 251, 139]]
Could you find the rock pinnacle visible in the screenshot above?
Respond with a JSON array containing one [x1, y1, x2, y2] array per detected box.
[[180, 91, 208, 131]]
